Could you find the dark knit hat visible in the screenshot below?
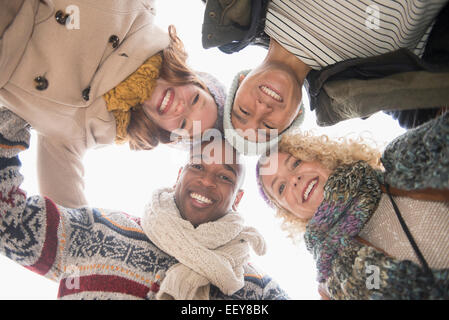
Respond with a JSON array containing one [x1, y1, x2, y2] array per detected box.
[[198, 72, 226, 134]]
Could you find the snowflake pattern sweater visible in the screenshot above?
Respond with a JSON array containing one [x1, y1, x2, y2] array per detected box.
[[0, 109, 289, 300]]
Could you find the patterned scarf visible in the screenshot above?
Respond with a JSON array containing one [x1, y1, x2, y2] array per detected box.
[[141, 188, 266, 300], [304, 160, 449, 299], [103, 54, 162, 144], [304, 161, 382, 283]]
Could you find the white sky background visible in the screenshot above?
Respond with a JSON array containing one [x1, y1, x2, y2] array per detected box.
[[0, 1, 406, 299]]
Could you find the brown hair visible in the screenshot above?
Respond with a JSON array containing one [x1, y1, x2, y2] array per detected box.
[[127, 25, 207, 151]]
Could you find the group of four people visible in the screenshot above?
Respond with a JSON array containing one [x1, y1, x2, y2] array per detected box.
[[0, 0, 447, 299]]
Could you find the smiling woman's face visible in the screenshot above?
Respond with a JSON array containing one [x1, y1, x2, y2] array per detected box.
[[231, 64, 302, 142], [142, 78, 218, 138], [260, 151, 332, 220]]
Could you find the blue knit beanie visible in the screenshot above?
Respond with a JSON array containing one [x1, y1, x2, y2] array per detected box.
[[223, 70, 305, 156]]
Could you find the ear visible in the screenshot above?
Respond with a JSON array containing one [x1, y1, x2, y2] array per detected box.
[[174, 167, 183, 188], [232, 189, 244, 211], [238, 74, 246, 85]]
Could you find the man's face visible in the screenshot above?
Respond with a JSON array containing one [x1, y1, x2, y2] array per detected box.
[[174, 139, 244, 227], [231, 63, 303, 142]]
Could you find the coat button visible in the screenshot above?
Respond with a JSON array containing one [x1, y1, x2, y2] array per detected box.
[[209, 11, 216, 18], [109, 35, 120, 48], [82, 86, 91, 101], [34, 76, 49, 91], [55, 10, 69, 25]]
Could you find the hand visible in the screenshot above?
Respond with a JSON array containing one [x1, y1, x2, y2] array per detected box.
[[0, 107, 30, 157]]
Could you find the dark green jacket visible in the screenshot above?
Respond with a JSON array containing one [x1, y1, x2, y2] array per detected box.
[[201, 0, 269, 53], [304, 49, 449, 129]]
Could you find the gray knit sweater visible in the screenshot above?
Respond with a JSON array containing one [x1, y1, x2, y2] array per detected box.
[[0, 108, 289, 300]]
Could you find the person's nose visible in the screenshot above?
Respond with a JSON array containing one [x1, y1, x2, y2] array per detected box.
[[174, 99, 187, 117], [255, 98, 273, 116], [290, 174, 301, 188], [199, 173, 216, 188]]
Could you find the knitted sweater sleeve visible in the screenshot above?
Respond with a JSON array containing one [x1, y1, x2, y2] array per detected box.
[[381, 111, 449, 190], [0, 108, 67, 281]]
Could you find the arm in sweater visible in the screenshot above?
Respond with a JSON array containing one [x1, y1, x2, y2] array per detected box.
[[0, 122, 168, 300], [0, 108, 66, 281], [0, 108, 291, 300], [381, 111, 449, 192]]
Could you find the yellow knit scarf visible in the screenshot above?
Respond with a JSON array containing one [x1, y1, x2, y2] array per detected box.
[[103, 53, 162, 144]]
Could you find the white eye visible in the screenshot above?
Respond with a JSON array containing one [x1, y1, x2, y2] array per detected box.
[[179, 119, 186, 130], [190, 164, 202, 170], [279, 183, 285, 195], [239, 106, 250, 115], [219, 175, 233, 183], [293, 159, 301, 168], [192, 93, 199, 105], [264, 122, 275, 130]]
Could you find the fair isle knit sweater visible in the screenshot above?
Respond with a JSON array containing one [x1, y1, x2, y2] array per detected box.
[[0, 109, 289, 300]]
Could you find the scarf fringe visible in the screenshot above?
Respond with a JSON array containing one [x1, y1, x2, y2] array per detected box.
[[141, 188, 266, 300]]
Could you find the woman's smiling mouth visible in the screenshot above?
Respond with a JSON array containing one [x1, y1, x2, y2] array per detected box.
[[302, 177, 318, 202], [158, 88, 174, 115]]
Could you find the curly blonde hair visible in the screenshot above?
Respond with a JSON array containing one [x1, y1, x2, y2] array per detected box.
[[259, 131, 383, 241]]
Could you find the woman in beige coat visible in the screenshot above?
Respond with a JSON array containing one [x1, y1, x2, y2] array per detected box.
[[0, 0, 226, 208]]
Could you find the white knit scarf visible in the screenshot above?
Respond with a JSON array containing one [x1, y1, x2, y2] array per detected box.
[[141, 188, 267, 300]]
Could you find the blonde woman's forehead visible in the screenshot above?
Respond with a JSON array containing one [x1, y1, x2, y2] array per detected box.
[[259, 150, 294, 175]]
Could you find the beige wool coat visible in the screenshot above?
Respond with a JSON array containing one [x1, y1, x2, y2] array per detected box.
[[0, 0, 170, 208]]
